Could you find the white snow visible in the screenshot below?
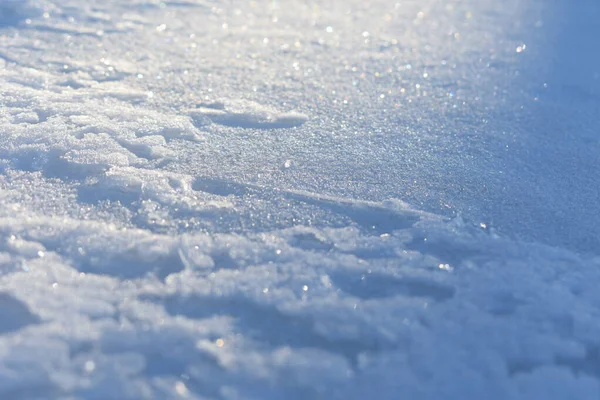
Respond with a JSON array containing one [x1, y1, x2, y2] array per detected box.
[[188, 100, 309, 129], [1, 0, 600, 399]]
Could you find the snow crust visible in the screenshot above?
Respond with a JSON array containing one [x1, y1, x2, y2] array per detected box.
[[188, 100, 308, 129], [1, 0, 599, 398]]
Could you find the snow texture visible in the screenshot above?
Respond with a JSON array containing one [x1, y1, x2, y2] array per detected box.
[[1, 0, 600, 399]]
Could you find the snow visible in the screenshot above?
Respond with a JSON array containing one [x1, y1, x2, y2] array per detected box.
[[1, 0, 600, 398], [188, 100, 309, 129]]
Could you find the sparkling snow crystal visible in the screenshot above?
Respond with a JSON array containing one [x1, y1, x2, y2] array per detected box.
[[1, 0, 599, 399]]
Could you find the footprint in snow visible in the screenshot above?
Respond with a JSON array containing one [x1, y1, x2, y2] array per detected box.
[[187, 99, 308, 129]]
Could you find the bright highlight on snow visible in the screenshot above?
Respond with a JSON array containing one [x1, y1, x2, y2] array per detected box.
[[1, 0, 600, 399]]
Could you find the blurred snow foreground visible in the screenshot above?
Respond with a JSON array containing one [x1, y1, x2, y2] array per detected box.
[[1, 0, 600, 398]]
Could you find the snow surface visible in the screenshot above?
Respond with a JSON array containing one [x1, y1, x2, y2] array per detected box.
[[1, 0, 600, 398]]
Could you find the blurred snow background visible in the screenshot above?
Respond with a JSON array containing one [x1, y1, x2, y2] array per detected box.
[[0, 0, 599, 398]]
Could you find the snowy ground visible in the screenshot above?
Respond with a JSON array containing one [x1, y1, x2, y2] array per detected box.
[[1, 0, 600, 398]]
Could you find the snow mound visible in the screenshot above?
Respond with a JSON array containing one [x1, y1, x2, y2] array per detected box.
[[188, 100, 309, 129]]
